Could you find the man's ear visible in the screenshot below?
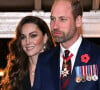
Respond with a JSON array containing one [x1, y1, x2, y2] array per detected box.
[[76, 15, 82, 27]]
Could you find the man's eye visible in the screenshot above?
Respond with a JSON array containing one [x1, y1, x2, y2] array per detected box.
[[60, 18, 67, 21], [50, 17, 55, 21]]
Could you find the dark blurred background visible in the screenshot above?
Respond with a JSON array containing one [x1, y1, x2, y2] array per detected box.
[[0, 0, 99, 12]]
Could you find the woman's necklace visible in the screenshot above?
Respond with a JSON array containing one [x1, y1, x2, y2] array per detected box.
[[29, 58, 37, 76], [30, 68, 35, 87], [32, 69, 35, 76], [30, 66, 35, 76]]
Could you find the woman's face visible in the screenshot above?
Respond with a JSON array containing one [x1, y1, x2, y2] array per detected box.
[[21, 23, 47, 57]]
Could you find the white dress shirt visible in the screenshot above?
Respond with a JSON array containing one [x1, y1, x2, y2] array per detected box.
[[60, 36, 82, 76]]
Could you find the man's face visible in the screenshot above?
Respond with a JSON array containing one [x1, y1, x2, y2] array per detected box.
[[50, 1, 78, 43]]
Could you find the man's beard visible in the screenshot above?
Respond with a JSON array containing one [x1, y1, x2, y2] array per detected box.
[[51, 31, 66, 43], [51, 27, 77, 43]]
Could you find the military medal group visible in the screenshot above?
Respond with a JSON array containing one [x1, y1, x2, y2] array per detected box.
[[75, 64, 98, 83], [61, 54, 98, 83], [75, 54, 98, 83]]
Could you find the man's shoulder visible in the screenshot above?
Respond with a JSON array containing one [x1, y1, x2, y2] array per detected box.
[[82, 38, 100, 59], [83, 38, 100, 51]]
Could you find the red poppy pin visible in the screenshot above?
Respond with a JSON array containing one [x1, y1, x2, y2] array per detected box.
[[81, 54, 90, 63]]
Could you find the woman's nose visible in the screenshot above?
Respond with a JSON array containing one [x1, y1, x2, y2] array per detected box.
[[26, 37, 30, 44]]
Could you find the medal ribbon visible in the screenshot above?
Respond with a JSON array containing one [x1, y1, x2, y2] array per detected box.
[[79, 66, 82, 78], [96, 64, 98, 76], [86, 65, 88, 76], [93, 64, 96, 75], [84, 66, 86, 77], [88, 65, 90, 76], [75, 66, 81, 77], [81, 66, 83, 77], [63, 53, 73, 62], [82, 66, 85, 77], [90, 65, 93, 77], [75, 66, 79, 77]]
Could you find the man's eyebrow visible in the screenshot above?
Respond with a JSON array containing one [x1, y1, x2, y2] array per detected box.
[[59, 16, 67, 18], [50, 16, 54, 18]]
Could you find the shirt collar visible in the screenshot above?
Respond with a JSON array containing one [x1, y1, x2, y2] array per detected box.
[[60, 35, 82, 56]]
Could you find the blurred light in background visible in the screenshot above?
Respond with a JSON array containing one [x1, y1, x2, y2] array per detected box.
[[0, 11, 100, 38], [0, 69, 4, 77]]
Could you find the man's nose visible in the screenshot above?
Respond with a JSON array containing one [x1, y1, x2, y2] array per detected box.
[[52, 20, 59, 29]]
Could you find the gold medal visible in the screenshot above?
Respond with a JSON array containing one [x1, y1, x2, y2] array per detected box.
[[76, 77, 82, 83]]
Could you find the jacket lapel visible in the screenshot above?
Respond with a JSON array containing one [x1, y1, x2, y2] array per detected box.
[[33, 59, 41, 90], [51, 45, 61, 90], [33, 46, 61, 90], [68, 38, 91, 90]]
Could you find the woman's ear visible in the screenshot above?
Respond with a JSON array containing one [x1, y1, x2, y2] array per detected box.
[[43, 34, 48, 44], [76, 15, 82, 27]]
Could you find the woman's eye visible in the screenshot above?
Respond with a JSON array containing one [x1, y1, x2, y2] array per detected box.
[[31, 34, 37, 38], [21, 35, 25, 40]]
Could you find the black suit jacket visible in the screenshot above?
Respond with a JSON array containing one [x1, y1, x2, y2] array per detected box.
[[25, 38, 100, 90]]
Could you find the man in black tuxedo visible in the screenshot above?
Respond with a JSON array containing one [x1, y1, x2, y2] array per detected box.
[[33, 0, 100, 90]]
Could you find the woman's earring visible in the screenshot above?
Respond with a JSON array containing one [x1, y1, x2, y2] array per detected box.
[[43, 44, 46, 50]]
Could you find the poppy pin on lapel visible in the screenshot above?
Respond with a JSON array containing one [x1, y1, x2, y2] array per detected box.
[[81, 54, 90, 63]]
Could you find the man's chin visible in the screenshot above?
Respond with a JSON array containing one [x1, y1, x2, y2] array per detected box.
[[54, 38, 62, 43]]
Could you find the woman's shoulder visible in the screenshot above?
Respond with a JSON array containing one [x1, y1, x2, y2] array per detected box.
[[40, 45, 60, 56]]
